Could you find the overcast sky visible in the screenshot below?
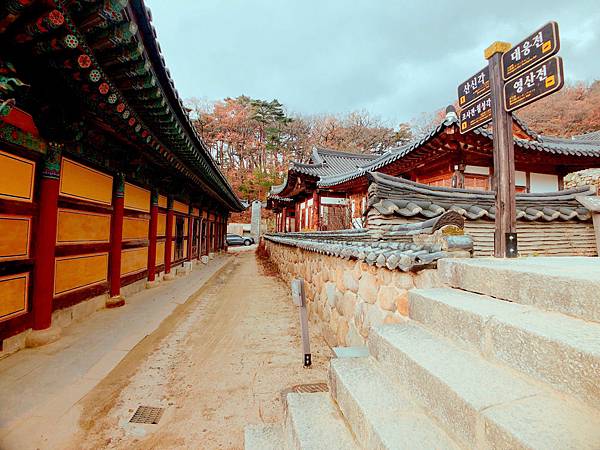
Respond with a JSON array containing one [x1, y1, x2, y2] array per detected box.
[[145, 0, 600, 126]]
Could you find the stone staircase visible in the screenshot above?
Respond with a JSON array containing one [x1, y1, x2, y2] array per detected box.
[[245, 257, 600, 449]]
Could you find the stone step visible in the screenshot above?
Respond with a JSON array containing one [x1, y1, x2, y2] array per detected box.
[[330, 356, 463, 450], [284, 392, 358, 450], [244, 423, 284, 450], [409, 287, 600, 410], [437, 257, 600, 322], [369, 323, 600, 450]]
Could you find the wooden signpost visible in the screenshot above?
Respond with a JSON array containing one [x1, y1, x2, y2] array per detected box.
[[457, 22, 564, 258], [291, 278, 311, 367]]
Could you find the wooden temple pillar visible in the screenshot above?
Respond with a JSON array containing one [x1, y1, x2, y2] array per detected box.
[[28, 143, 62, 346], [164, 197, 175, 279], [453, 164, 465, 189], [107, 173, 125, 308], [312, 191, 320, 230], [280, 208, 286, 232], [146, 189, 159, 287], [187, 205, 194, 261]]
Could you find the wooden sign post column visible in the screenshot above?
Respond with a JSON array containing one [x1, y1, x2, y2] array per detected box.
[[485, 42, 517, 258]]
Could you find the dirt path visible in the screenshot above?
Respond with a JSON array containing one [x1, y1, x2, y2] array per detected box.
[[66, 250, 331, 450]]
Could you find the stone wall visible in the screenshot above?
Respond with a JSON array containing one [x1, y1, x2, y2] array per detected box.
[[564, 168, 600, 193], [264, 240, 441, 347]]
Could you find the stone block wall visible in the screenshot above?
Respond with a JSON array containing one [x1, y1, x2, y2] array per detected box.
[[564, 168, 600, 193], [264, 240, 441, 347]]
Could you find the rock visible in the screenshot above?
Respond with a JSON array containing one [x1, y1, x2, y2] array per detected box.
[[343, 270, 359, 292], [358, 272, 379, 304], [377, 286, 407, 311]]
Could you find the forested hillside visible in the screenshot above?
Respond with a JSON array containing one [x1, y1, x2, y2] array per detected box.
[[188, 81, 600, 219]]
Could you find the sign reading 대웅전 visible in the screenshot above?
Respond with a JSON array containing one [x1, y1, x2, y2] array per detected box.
[[502, 21, 560, 80]]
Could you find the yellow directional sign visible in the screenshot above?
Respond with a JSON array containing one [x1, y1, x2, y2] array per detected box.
[[503, 56, 564, 112], [459, 94, 492, 134], [502, 21, 560, 80]]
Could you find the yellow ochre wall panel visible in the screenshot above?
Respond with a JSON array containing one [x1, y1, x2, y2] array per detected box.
[[156, 241, 165, 265], [157, 213, 166, 236], [0, 272, 28, 321], [122, 217, 149, 241], [121, 247, 147, 276], [183, 241, 188, 258], [192, 207, 199, 217], [158, 195, 167, 209], [0, 150, 35, 202], [124, 183, 150, 213], [57, 209, 110, 244], [184, 218, 188, 236], [0, 216, 30, 260], [60, 158, 112, 205], [173, 200, 188, 214], [170, 243, 174, 262], [54, 253, 108, 296]]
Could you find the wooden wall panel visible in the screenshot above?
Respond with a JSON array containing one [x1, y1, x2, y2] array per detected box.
[[54, 253, 108, 296], [183, 218, 188, 236], [170, 243, 174, 262], [57, 209, 111, 244], [156, 241, 165, 265], [157, 213, 166, 235], [192, 207, 199, 216], [121, 247, 148, 276], [158, 195, 167, 209], [0, 215, 30, 260], [122, 217, 149, 240], [0, 272, 28, 322], [124, 183, 150, 213], [60, 158, 113, 205], [173, 200, 188, 214], [0, 150, 35, 202]]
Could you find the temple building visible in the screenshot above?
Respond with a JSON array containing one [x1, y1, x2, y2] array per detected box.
[[0, 1, 243, 350], [268, 107, 600, 232]]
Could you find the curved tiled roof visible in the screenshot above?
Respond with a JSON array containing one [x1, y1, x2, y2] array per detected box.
[[367, 171, 596, 222], [318, 110, 600, 189], [269, 147, 378, 197]]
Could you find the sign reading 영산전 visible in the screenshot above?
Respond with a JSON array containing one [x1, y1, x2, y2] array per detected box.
[[459, 94, 492, 134], [503, 56, 564, 112], [502, 21, 560, 80]]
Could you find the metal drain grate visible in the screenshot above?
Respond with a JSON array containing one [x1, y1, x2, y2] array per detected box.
[[291, 382, 329, 393], [129, 406, 164, 424]]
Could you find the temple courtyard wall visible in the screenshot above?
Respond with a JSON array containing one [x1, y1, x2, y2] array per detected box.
[[263, 240, 441, 347]]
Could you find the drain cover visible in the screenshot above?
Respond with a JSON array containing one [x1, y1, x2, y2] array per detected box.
[[291, 383, 329, 393], [129, 406, 164, 424]]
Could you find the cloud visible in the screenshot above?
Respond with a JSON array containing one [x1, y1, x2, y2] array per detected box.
[[146, 0, 600, 124]]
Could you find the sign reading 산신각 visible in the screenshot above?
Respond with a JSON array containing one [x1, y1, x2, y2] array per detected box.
[[458, 66, 490, 107], [503, 56, 564, 112]]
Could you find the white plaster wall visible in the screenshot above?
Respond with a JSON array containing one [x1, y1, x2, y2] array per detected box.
[[530, 173, 559, 193]]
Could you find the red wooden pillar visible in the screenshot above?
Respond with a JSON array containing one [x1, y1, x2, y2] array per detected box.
[[164, 198, 174, 278], [108, 173, 125, 307], [282, 207, 287, 233], [312, 191, 320, 231], [29, 143, 62, 344], [147, 190, 159, 285], [187, 207, 193, 261]]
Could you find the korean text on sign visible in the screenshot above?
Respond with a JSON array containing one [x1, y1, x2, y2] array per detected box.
[[502, 21, 560, 80], [460, 94, 492, 134], [458, 66, 490, 107], [503, 56, 564, 112]]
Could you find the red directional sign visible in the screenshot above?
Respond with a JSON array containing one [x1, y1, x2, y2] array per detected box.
[[459, 94, 492, 134], [458, 66, 490, 108], [502, 21, 560, 80], [503, 56, 564, 112]]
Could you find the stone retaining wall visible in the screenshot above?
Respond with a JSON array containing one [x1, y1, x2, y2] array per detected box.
[[264, 240, 441, 347]]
